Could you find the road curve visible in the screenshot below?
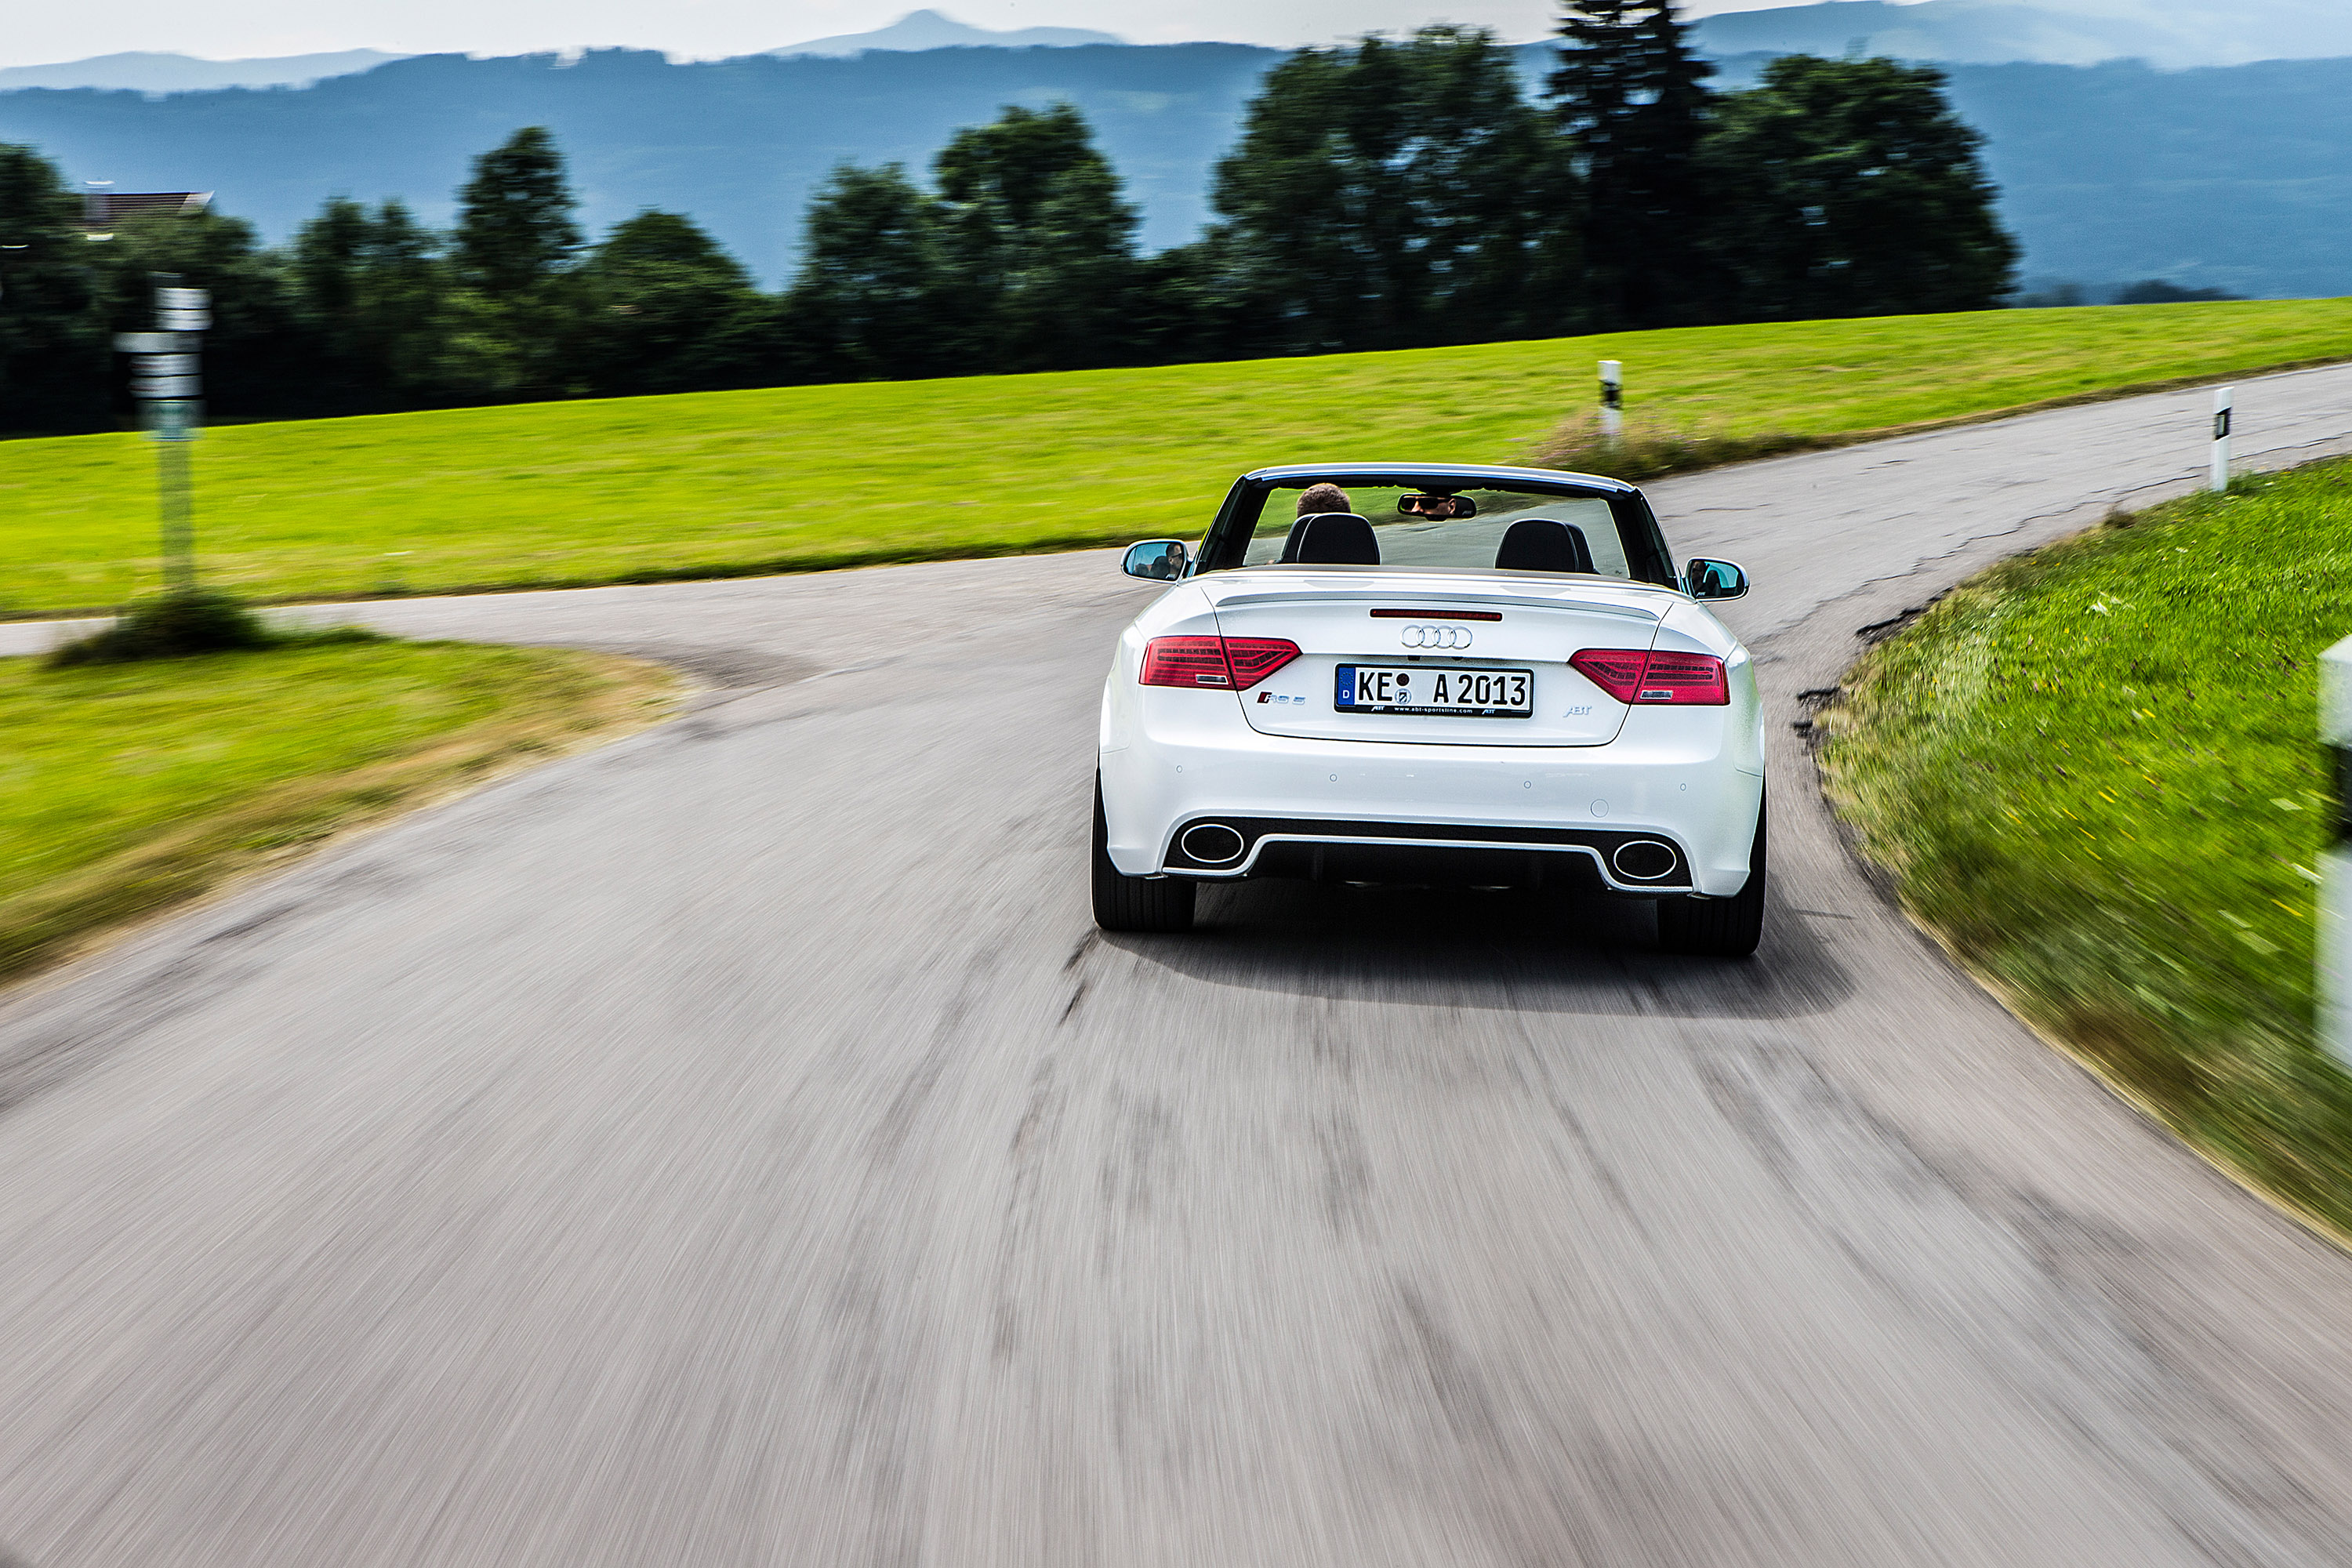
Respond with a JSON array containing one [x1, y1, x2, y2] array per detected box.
[[5, 367, 2352, 1566]]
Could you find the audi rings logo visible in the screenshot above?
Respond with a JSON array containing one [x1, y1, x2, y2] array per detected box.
[[1399, 624, 1473, 649]]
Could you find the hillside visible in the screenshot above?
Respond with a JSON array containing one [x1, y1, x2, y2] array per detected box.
[[2, 42, 2350, 299], [5, 299, 2347, 618]]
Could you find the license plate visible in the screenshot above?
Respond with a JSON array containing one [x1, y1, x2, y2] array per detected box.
[[1336, 665, 1533, 717]]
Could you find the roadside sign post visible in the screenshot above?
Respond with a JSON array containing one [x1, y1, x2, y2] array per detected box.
[[2211, 386, 2234, 492], [2321, 636, 2352, 1069], [1599, 359, 1624, 442], [114, 274, 209, 596]]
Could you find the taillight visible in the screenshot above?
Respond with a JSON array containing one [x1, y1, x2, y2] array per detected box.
[[1223, 639, 1301, 688], [1639, 650, 1730, 704], [1569, 648, 1729, 706], [1140, 636, 1301, 691], [1566, 650, 1645, 699]]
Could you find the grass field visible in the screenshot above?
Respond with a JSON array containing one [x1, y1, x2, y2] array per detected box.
[[4, 297, 2350, 618], [1820, 458, 2352, 1233], [0, 641, 676, 982]]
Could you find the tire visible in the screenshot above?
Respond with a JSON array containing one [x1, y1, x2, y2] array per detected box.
[[1655, 795, 1766, 957], [1092, 780, 1196, 933]]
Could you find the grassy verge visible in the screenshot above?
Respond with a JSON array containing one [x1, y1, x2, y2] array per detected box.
[[0, 641, 678, 983], [1818, 458, 2352, 1232], [3, 297, 2348, 617]]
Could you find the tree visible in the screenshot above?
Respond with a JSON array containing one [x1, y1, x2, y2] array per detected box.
[[578, 209, 768, 395], [0, 143, 109, 434], [449, 125, 583, 394], [289, 197, 467, 410], [353, 201, 462, 401], [1549, 0, 1720, 328], [1211, 27, 1573, 355], [784, 164, 953, 381], [1706, 56, 2018, 320], [1125, 229, 1270, 365], [289, 196, 378, 410], [454, 126, 581, 303], [933, 103, 1141, 370]]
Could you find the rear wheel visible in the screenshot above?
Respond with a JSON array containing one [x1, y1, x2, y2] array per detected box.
[[1655, 796, 1766, 957], [1092, 781, 1196, 933]]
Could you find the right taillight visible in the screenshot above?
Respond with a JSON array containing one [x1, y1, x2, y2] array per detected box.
[[1140, 636, 1301, 691], [1569, 648, 1729, 706]]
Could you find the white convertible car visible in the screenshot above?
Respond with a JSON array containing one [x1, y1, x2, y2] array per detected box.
[[1093, 462, 1767, 955]]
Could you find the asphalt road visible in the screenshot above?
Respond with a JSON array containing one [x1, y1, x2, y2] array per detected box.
[[6, 368, 2352, 1566]]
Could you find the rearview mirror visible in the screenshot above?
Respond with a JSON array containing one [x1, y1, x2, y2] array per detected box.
[[1398, 493, 1477, 521], [1684, 557, 1748, 601], [1123, 539, 1190, 581]]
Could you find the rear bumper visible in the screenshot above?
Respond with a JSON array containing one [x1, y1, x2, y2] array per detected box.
[[1099, 705, 1764, 896]]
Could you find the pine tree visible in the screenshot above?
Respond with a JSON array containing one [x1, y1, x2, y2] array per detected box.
[[454, 126, 581, 303], [1548, 0, 1719, 328]]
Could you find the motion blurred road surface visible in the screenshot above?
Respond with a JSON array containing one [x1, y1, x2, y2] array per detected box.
[[5, 369, 2352, 1566]]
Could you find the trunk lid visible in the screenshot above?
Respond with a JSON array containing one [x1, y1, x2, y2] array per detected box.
[[1202, 568, 1668, 746]]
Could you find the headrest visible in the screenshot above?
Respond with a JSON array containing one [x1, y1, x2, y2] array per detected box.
[[1494, 517, 1594, 574], [1282, 513, 1380, 565]]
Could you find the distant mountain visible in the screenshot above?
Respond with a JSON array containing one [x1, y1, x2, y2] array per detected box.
[[1691, 0, 2352, 69], [772, 9, 1123, 57], [0, 49, 407, 94], [0, 46, 1270, 265], [2, 40, 2348, 299]]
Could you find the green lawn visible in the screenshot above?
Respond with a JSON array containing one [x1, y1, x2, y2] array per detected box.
[[5, 297, 2350, 617], [1820, 458, 2352, 1233], [0, 641, 674, 980]]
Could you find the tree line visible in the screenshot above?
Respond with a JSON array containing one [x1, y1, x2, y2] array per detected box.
[[0, 0, 2016, 435]]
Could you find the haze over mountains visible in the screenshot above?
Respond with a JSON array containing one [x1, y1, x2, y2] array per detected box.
[[0, 49, 408, 94], [1692, 0, 2352, 69], [2, 5, 2347, 301]]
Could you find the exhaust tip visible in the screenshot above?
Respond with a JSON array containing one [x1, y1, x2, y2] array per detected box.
[[1611, 839, 1678, 881], [1180, 823, 1247, 865]]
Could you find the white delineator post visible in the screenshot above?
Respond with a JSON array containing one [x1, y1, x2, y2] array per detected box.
[[2211, 385, 2234, 492], [1599, 359, 1624, 442], [2321, 636, 2352, 1069]]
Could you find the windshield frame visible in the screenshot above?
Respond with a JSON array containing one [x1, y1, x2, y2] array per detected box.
[[1193, 463, 1679, 587]]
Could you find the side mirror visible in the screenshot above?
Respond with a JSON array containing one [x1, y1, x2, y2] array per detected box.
[[1684, 557, 1748, 601], [1123, 539, 1191, 581]]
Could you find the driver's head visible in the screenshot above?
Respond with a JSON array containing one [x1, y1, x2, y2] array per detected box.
[[1296, 483, 1352, 517], [1404, 492, 1460, 520]]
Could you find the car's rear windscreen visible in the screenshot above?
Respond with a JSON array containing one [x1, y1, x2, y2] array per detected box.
[[1211, 482, 1670, 582]]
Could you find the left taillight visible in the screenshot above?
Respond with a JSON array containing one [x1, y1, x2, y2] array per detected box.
[[1568, 647, 1730, 706], [1140, 636, 1301, 691]]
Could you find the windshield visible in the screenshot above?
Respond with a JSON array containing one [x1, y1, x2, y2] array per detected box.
[[1225, 485, 1645, 579]]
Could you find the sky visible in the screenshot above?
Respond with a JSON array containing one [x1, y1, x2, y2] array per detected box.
[[1, 0, 1798, 68]]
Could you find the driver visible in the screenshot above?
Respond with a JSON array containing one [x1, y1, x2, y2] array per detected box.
[[1399, 492, 1469, 521]]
